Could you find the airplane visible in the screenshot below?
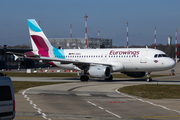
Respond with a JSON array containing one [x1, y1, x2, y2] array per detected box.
[[8, 19, 176, 82]]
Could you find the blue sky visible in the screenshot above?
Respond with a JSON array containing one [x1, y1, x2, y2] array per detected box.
[[0, 0, 180, 46]]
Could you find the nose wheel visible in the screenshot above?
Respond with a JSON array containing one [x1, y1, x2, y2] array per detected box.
[[147, 77, 152, 82], [146, 71, 152, 82]]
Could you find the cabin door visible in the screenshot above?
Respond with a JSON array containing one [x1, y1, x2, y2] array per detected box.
[[140, 51, 148, 63]]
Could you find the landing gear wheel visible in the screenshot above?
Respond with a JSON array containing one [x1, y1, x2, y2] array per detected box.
[[146, 71, 152, 82], [146, 77, 152, 82], [80, 75, 89, 82], [105, 75, 113, 81]]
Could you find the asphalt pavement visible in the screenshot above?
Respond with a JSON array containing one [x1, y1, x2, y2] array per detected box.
[[13, 62, 180, 120]]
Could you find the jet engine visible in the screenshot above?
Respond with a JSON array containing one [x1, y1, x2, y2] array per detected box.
[[88, 66, 111, 78], [122, 72, 145, 78]]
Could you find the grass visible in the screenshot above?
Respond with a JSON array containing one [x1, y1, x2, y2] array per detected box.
[[12, 81, 67, 94], [118, 84, 180, 99], [2, 72, 168, 78]]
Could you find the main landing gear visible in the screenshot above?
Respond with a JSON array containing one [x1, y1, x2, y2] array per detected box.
[[146, 71, 152, 82], [105, 75, 113, 81], [80, 75, 89, 81]]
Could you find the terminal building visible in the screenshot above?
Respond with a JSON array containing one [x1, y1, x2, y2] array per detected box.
[[0, 37, 112, 69], [0, 46, 33, 69]]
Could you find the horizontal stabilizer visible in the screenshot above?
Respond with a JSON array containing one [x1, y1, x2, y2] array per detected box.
[[6, 52, 40, 57], [13, 54, 25, 61], [13, 54, 19, 61]]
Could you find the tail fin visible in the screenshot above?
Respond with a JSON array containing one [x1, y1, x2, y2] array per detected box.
[[27, 19, 53, 57]]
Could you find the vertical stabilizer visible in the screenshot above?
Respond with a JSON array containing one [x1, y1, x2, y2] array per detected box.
[[27, 19, 53, 57]]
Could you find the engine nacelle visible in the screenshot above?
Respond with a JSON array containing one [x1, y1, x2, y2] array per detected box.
[[89, 66, 111, 78], [122, 72, 145, 78]]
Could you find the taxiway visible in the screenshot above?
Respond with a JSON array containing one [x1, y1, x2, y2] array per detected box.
[[13, 63, 180, 120]]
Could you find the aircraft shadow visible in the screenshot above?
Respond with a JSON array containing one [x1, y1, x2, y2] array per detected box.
[[50, 77, 180, 83], [89, 78, 180, 83]]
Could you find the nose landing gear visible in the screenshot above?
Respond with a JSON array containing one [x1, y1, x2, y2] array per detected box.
[[146, 71, 152, 82]]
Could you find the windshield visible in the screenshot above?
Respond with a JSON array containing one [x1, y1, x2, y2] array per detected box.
[[154, 54, 168, 58]]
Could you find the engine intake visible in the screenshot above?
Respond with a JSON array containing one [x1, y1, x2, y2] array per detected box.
[[89, 66, 111, 78]]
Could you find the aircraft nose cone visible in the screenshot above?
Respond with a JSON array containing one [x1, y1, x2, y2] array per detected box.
[[169, 59, 176, 68]]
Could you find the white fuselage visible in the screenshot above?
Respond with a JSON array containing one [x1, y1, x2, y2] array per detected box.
[[51, 48, 176, 72]]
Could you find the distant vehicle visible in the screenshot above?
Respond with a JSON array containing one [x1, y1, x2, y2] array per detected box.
[[8, 19, 176, 82], [0, 75, 15, 120]]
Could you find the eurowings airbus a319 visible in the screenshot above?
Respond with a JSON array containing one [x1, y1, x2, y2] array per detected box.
[[9, 19, 176, 82]]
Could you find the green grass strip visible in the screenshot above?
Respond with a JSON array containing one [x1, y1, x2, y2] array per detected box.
[[118, 84, 180, 99]]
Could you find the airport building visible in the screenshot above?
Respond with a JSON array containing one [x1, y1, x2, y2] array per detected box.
[[49, 37, 112, 49], [0, 45, 49, 69], [0, 46, 33, 69]]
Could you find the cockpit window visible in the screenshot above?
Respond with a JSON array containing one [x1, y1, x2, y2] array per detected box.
[[162, 54, 167, 57], [158, 54, 162, 57], [154, 54, 168, 58]]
